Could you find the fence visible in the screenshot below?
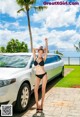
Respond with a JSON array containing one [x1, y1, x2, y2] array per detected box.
[[62, 57, 80, 65]]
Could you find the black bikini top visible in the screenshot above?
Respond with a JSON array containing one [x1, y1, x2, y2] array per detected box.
[[34, 57, 44, 66]]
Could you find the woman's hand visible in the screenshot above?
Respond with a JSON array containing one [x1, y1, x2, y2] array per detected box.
[[35, 48, 39, 51], [45, 38, 48, 42], [43, 38, 48, 61], [33, 48, 38, 60], [33, 48, 38, 51]]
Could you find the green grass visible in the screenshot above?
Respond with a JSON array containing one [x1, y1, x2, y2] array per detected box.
[[55, 65, 80, 88]]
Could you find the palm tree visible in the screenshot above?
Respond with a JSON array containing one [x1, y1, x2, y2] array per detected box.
[[74, 42, 80, 52], [16, 0, 47, 52], [54, 50, 63, 56]]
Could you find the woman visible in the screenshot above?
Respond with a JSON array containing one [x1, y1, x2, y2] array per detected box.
[[33, 38, 48, 113]]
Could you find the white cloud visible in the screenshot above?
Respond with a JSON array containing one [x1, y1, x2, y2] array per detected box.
[[0, 0, 80, 52], [0, 27, 49, 49], [0, 29, 30, 48], [0, 24, 3, 28], [43, 29, 80, 51], [0, 0, 24, 18], [76, 15, 80, 28], [32, 4, 80, 28], [0, 27, 80, 51], [0, 21, 26, 30]]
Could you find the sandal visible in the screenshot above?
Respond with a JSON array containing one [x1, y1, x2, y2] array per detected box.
[[38, 108, 43, 113], [36, 108, 40, 113]]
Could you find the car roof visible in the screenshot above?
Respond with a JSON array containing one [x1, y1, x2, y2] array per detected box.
[[0, 53, 33, 55], [0, 52, 60, 56]]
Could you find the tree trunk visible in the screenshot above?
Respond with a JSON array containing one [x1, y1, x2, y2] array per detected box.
[[26, 10, 33, 52]]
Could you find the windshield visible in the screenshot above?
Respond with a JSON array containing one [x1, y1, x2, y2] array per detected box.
[[0, 55, 31, 68]]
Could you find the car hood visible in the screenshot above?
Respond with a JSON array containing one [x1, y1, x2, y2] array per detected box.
[[0, 68, 24, 80]]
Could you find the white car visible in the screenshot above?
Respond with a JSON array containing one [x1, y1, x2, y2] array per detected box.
[[0, 53, 64, 112]]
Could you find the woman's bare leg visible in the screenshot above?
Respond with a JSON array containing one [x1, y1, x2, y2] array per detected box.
[[34, 77, 41, 109], [41, 74, 48, 109]]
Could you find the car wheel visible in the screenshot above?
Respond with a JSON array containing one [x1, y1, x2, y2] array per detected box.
[[60, 66, 64, 78], [14, 83, 31, 112]]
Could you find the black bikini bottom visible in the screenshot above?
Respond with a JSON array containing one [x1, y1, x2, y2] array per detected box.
[[35, 72, 47, 79]]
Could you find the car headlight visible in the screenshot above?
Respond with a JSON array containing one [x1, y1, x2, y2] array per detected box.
[[0, 78, 16, 87]]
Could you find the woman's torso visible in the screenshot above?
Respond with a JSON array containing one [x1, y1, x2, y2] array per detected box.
[[34, 57, 45, 75]]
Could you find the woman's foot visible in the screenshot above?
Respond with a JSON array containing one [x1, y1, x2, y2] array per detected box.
[[36, 104, 40, 113], [36, 103, 43, 113], [41, 104, 43, 109], [36, 108, 43, 113], [38, 104, 43, 113], [36, 108, 40, 113], [39, 108, 43, 113]]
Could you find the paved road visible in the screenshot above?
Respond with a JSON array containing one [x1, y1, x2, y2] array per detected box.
[[24, 88, 80, 117], [13, 72, 63, 117], [13, 68, 80, 117]]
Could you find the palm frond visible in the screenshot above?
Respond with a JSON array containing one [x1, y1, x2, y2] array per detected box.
[[78, 42, 80, 48], [58, 52, 63, 56], [29, 0, 36, 4], [17, 8, 25, 13], [74, 42, 80, 52], [54, 50, 63, 56], [16, 0, 36, 6], [74, 45, 79, 52], [74, 45, 78, 49], [33, 6, 47, 11], [16, 0, 26, 6]]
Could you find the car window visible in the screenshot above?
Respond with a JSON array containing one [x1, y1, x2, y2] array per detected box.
[[29, 55, 61, 67], [58, 55, 61, 60], [0, 55, 31, 68], [30, 60, 34, 68], [45, 55, 58, 64], [56, 55, 61, 61]]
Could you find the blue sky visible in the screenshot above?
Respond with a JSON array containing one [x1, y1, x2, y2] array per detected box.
[[0, 0, 80, 56]]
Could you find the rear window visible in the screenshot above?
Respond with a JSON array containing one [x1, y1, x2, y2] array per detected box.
[[56, 55, 61, 61], [45, 55, 61, 64]]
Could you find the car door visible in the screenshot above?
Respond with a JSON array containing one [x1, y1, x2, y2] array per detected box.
[[44, 55, 57, 80], [55, 55, 63, 74], [29, 59, 36, 88], [45, 55, 63, 80]]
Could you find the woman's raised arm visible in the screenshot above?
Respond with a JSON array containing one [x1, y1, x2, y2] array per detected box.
[[43, 38, 48, 61], [32, 48, 38, 60]]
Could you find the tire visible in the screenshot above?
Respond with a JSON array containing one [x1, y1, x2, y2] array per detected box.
[[14, 83, 31, 112], [60, 66, 64, 78]]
